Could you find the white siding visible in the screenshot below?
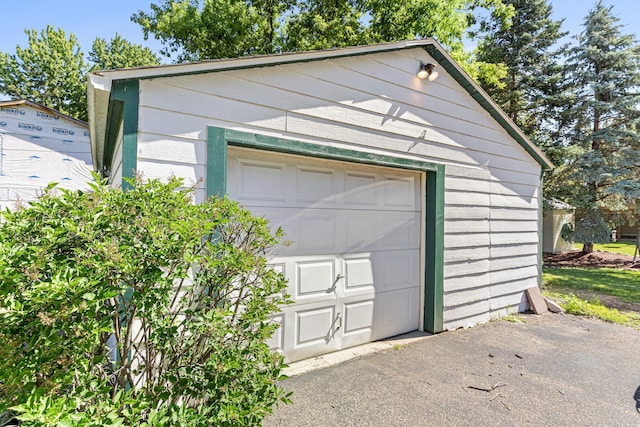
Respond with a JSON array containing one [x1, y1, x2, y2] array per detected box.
[[131, 47, 543, 330]]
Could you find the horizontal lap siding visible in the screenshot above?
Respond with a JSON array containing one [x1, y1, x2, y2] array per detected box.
[[443, 166, 492, 327], [135, 48, 542, 331]]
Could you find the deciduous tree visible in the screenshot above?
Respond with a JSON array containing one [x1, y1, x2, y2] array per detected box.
[[132, 0, 285, 61], [89, 33, 161, 71], [0, 26, 87, 120], [133, 0, 514, 82]]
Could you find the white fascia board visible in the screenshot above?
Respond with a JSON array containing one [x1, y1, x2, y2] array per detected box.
[[88, 73, 113, 172]]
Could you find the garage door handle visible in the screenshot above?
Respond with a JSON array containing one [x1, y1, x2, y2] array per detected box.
[[336, 313, 342, 330], [327, 274, 345, 293]]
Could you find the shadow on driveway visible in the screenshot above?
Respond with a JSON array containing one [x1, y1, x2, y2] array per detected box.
[[265, 314, 640, 426]]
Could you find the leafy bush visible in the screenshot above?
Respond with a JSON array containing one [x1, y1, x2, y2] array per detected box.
[[560, 294, 629, 325], [0, 177, 290, 426]]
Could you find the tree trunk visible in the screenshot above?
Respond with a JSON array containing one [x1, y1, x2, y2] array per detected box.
[[583, 242, 594, 254]]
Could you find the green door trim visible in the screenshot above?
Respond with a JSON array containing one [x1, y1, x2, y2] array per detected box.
[[206, 126, 445, 333]]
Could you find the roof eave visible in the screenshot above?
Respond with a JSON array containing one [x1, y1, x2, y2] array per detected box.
[[91, 39, 434, 81]]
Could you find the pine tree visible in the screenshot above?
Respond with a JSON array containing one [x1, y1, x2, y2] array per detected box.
[[559, 1, 640, 253], [476, 0, 567, 156]]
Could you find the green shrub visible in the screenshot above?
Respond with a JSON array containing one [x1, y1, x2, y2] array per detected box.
[[0, 176, 290, 426], [561, 295, 629, 324]]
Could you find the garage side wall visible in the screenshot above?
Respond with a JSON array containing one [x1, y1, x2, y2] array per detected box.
[[131, 48, 542, 330]]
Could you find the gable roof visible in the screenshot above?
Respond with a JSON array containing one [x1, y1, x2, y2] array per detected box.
[[88, 39, 553, 172], [0, 99, 88, 128]]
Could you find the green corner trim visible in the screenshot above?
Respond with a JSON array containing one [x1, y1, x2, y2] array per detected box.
[[424, 164, 445, 333], [103, 80, 139, 189], [206, 127, 227, 198], [207, 126, 445, 333], [121, 80, 139, 190]]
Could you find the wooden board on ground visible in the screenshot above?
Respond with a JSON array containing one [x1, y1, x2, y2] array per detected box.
[[525, 286, 548, 314]]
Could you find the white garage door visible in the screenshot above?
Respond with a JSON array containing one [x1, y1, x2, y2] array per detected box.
[[227, 147, 422, 362]]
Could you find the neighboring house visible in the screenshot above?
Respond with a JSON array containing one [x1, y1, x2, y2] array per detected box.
[[88, 39, 553, 363], [543, 198, 575, 254], [614, 201, 639, 240], [617, 223, 639, 240], [0, 100, 94, 210]]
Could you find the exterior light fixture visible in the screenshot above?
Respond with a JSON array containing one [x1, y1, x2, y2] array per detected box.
[[417, 62, 438, 81]]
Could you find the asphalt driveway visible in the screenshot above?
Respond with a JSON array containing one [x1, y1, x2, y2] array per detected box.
[[264, 313, 640, 426]]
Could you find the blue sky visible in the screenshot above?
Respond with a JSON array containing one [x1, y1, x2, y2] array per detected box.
[[0, 0, 638, 62]]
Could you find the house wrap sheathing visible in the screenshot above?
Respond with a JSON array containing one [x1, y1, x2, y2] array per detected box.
[[0, 100, 94, 210], [88, 39, 553, 363]]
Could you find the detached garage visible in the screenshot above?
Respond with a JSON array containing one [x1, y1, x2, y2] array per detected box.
[[88, 39, 552, 363]]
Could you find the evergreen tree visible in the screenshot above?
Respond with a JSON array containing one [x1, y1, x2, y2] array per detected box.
[[0, 26, 87, 120], [558, 1, 640, 253], [476, 0, 568, 157]]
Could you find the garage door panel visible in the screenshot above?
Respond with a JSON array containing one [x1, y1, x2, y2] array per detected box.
[[237, 159, 287, 202], [278, 302, 340, 362], [272, 256, 339, 305], [339, 298, 376, 349], [382, 212, 421, 249], [239, 207, 289, 238], [243, 208, 419, 255], [296, 259, 337, 298], [296, 213, 336, 251], [383, 176, 418, 209], [229, 148, 421, 211], [344, 257, 374, 289], [344, 213, 379, 251], [373, 288, 419, 340], [375, 250, 420, 292], [266, 314, 284, 352], [295, 167, 337, 204], [296, 305, 337, 345], [343, 300, 375, 334], [344, 172, 378, 206]]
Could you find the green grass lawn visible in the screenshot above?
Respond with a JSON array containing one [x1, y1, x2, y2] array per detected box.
[[542, 267, 640, 329], [542, 240, 640, 328], [592, 240, 638, 256], [543, 267, 640, 303]]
